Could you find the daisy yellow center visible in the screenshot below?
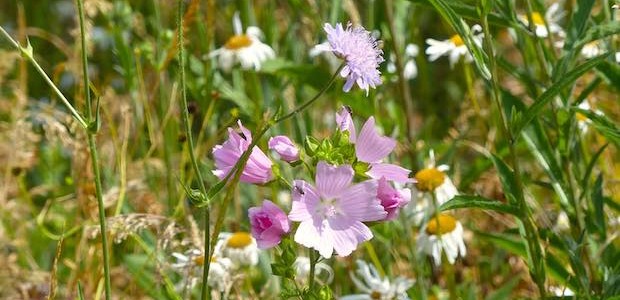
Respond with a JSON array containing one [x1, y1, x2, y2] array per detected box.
[[224, 34, 252, 50], [576, 112, 587, 122], [425, 214, 457, 236], [227, 232, 253, 248], [193, 255, 204, 265], [414, 168, 445, 192], [531, 12, 545, 26], [370, 291, 382, 299], [449, 34, 464, 47]]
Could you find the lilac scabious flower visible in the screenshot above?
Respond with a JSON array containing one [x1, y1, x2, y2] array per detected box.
[[212, 120, 273, 184], [336, 107, 412, 184], [248, 200, 290, 249], [315, 23, 384, 95], [288, 161, 386, 258], [268, 135, 300, 162], [377, 177, 411, 221]]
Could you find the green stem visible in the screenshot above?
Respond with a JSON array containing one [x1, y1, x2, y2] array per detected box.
[[308, 249, 317, 290], [364, 242, 386, 277], [87, 134, 112, 300], [274, 64, 344, 123], [76, 0, 112, 298], [481, 10, 547, 299], [384, 0, 416, 145], [0, 26, 88, 129], [175, 1, 211, 299]]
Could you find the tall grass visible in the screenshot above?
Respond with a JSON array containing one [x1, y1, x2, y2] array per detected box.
[[0, 0, 618, 299]]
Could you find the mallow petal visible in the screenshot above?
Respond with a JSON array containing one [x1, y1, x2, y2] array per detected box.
[[315, 161, 353, 199], [367, 163, 411, 184], [355, 117, 396, 163]]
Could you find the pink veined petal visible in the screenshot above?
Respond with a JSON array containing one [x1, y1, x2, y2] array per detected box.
[[367, 163, 412, 184], [328, 218, 373, 257], [355, 117, 396, 163], [315, 161, 353, 199], [262, 200, 290, 232], [289, 180, 320, 222], [338, 180, 386, 222]]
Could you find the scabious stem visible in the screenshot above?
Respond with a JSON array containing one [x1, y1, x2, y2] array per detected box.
[[175, 1, 212, 299], [481, 10, 547, 299], [76, 0, 112, 298]]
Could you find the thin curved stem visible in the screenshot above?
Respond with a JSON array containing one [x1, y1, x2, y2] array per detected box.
[[274, 63, 344, 124], [175, 1, 212, 299], [0, 26, 88, 129]]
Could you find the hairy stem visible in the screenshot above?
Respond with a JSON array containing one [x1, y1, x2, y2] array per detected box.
[[481, 9, 547, 299]]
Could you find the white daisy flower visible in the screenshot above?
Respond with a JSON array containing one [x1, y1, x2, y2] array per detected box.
[[518, 3, 565, 38], [170, 249, 234, 294], [387, 44, 419, 80], [407, 150, 459, 225], [425, 25, 483, 68], [580, 41, 603, 59], [549, 286, 575, 296], [220, 231, 259, 268], [615, 51, 620, 64], [209, 12, 275, 72], [293, 257, 334, 285], [340, 260, 414, 300], [417, 213, 466, 265]]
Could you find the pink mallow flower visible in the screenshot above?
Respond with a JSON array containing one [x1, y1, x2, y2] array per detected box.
[[377, 177, 411, 221], [248, 200, 290, 249], [288, 161, 386, 258], [336, 107, 412, 184], [268, 135, 300, 162], [212, 120, 273, 184]]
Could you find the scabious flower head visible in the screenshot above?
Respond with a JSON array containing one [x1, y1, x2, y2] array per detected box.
[[268, 135, 300, 162], [417, 213, 466, 265], [248, 200, 290, 249], [336, 107, 412, 184], [314, 22, 384, 95], [220, 231, 260, 267], [209, 12, 275, 72], [212, 120, 273, 184], [340, 260, 414, 300], [425, 25, 483, 68], [377, 177, 411, 221], [518, 3, 565, 38], [288, 161, 386, 258]]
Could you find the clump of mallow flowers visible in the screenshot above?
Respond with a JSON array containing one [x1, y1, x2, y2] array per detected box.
[[174, 19, 417, 298], [208, 104, 413, 297]]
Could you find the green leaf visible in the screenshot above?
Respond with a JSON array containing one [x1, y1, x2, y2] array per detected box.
[[574, 106, 620, 147], [595, 61, 620, 89], [77, 282, 85, 300], [592, 174, 606, 237], [514, 54, 608, 135], [485, 277, 520, 300], [476, 231, 579, 291], [406, 0, 512, 27], [424, 0, 491, 79], [489, 154, 522, 206], [440, 195, 522, 217], [574, 21, 620, 48]]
